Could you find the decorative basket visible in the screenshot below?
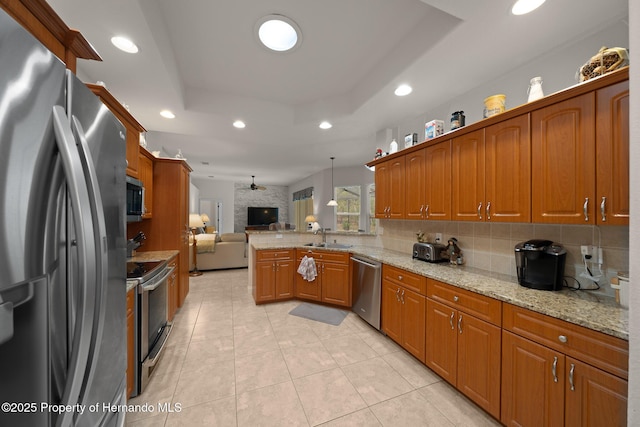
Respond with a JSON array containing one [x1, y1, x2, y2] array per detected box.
[[577, 46, 629, 82]]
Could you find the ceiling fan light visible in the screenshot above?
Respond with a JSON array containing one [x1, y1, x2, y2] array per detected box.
[[511, 0, 546, 15]]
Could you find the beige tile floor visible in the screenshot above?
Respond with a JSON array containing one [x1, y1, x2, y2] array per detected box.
[[125, 269, 502, 426]]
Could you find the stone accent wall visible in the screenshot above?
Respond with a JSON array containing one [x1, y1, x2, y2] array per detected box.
[[234, 183, 289, 232]]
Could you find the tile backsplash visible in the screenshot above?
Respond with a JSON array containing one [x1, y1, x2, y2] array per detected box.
[[379, 220, 629, 297]]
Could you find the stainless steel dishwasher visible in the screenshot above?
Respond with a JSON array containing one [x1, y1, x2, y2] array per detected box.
[[351, 255, 382, 330]]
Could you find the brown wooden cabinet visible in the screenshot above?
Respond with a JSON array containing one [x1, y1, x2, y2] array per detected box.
[[452, 116, 530, 223], [452, 129, 485, 221], [86, 84, 146, 179], [0, 0, 101, 73], [167, 256, 178, 321], [126, 287, 135, 399], [532, 93, 596, 223], [405, 141, 452, 220], [254, 249, 295, 303], [294, 249, 351, 307], [484, 114, 531, 222], [381, 265, 426, 361], [501, 303, 628, 427], [596, 80, 629, 225], [138, 149, 154, 219], [133, 159, 191, 307], [425, 279, 502, 419], [375, 157, 405, 219]]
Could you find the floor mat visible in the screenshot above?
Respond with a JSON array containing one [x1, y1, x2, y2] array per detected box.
[[288, 302, 348, 326]]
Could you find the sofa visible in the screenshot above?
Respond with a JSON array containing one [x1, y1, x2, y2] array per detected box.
[[189, 232, 248, 271]]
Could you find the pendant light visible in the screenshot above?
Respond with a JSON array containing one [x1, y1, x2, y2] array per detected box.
[[327, 156, 338, 206]]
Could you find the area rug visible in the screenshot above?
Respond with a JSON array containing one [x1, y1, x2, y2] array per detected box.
[[288, 303, 348, 326]]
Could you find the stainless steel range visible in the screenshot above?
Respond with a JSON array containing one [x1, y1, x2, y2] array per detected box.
[[127, 260, 173, 396]]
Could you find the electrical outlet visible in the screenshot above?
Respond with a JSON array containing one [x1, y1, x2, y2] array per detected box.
[[581, 245, 598, 261], [435, 233, 443, 243]]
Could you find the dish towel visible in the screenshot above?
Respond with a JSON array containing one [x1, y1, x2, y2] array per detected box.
[[297, 256, 317, 282]]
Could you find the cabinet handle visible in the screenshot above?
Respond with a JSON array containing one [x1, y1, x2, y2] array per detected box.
[[552, 356, 558, 383], [272, 263, 275, 272], [449, 312, 455, 330], [400, 289, 405, 304], [569, 363, 575, 391], [419, 205, 424, 215], [395, 288, 400, 302], [425, 204, 429, 219], [457, 314, 463, 334], [453, 295, 459, 302], [601, 197, 607, 222], [398, 275, 403, 281], [486, 201, 491, 220], [477, 202, 483, 220], [558, 335, 568, 343], [583, 198, 589, 222]]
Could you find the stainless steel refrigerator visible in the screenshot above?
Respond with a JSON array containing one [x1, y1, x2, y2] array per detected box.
[[0, 7, 127, 427]]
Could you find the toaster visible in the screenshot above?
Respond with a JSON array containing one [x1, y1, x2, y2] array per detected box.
[[413, 242, 447, 263]]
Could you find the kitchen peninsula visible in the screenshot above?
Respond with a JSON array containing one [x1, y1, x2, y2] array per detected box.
[[248, 231, 628, 425]]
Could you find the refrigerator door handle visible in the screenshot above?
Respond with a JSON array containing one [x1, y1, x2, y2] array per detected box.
[[70, 115, 110, 404], [52, 105, 98, 427]]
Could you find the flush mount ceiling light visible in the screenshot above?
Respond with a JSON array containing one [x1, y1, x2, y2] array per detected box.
[[256, 14, 302, 52], [511, 0, 546, 15], [111, 36, 139, 53], [394, 84, 413, 96], [160, 110, 175, 119], [233, 120, 246, 129], [319, 121, 332, 130]]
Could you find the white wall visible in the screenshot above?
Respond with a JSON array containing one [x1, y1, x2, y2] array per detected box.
[[395, 21, 629, 140], [288, 165, 375, 232], [627, 0, 638, 422], [191, 177, 235, 233]]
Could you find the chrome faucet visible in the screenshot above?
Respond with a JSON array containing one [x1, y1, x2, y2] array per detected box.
[[313, 227, 329, 245]]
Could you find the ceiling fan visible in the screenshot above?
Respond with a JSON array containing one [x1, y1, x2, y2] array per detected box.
[[250, 175, 266, 191]]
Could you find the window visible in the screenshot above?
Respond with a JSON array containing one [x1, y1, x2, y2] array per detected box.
[[293, 187, 314, 231], [368, 183, 377, 234], [335, 186, 360, 232]]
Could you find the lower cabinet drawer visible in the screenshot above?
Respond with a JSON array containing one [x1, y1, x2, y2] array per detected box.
[[427, 279, 501, 326], [503, 303, 628, 379]]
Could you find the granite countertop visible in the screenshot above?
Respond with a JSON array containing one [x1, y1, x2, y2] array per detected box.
[[128, 250, 179, 263], [252, 243, 629, 341]]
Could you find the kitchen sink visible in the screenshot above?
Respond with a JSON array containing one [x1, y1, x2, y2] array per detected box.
[[303, 242, 352, 249]]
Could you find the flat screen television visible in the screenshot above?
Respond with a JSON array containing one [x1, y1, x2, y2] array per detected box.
[[247, 207, 278, 226]]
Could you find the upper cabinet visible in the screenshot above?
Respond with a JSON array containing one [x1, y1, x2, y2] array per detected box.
[[0, 0, 101, 73], [367, 67, 628, 226], [596, 80, 629, 225], [531, 93, 596, 224], [86, 84, 146, 179], [375, 157, 405, 219], [138, 148, 154, 219]]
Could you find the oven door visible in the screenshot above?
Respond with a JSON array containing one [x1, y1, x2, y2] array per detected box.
[[138, 265, 174, 393]]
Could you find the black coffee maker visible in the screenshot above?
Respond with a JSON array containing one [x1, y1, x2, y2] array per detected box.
[[514, 239, 567, 291]]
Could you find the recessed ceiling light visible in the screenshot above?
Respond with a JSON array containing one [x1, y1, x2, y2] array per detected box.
[[233, 120, 246, 129], [160, 110, 175, 119], [394, 84, 413, 96], [111, 36, 139, 54], [256, 15, 301, 52], [511, 0, 546, 15], [319, 121, 332, 130]]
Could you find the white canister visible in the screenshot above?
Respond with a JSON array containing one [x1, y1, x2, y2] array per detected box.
[[618, 272, 629, 309], [389, 139, 398, 153], [527, 77, 544, 102]]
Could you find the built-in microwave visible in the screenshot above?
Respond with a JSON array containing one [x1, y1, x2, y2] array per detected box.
[[126, 176, 145, 222]]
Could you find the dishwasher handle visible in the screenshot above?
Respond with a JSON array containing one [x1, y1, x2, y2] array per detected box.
[[350, 257, 381, 269]]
